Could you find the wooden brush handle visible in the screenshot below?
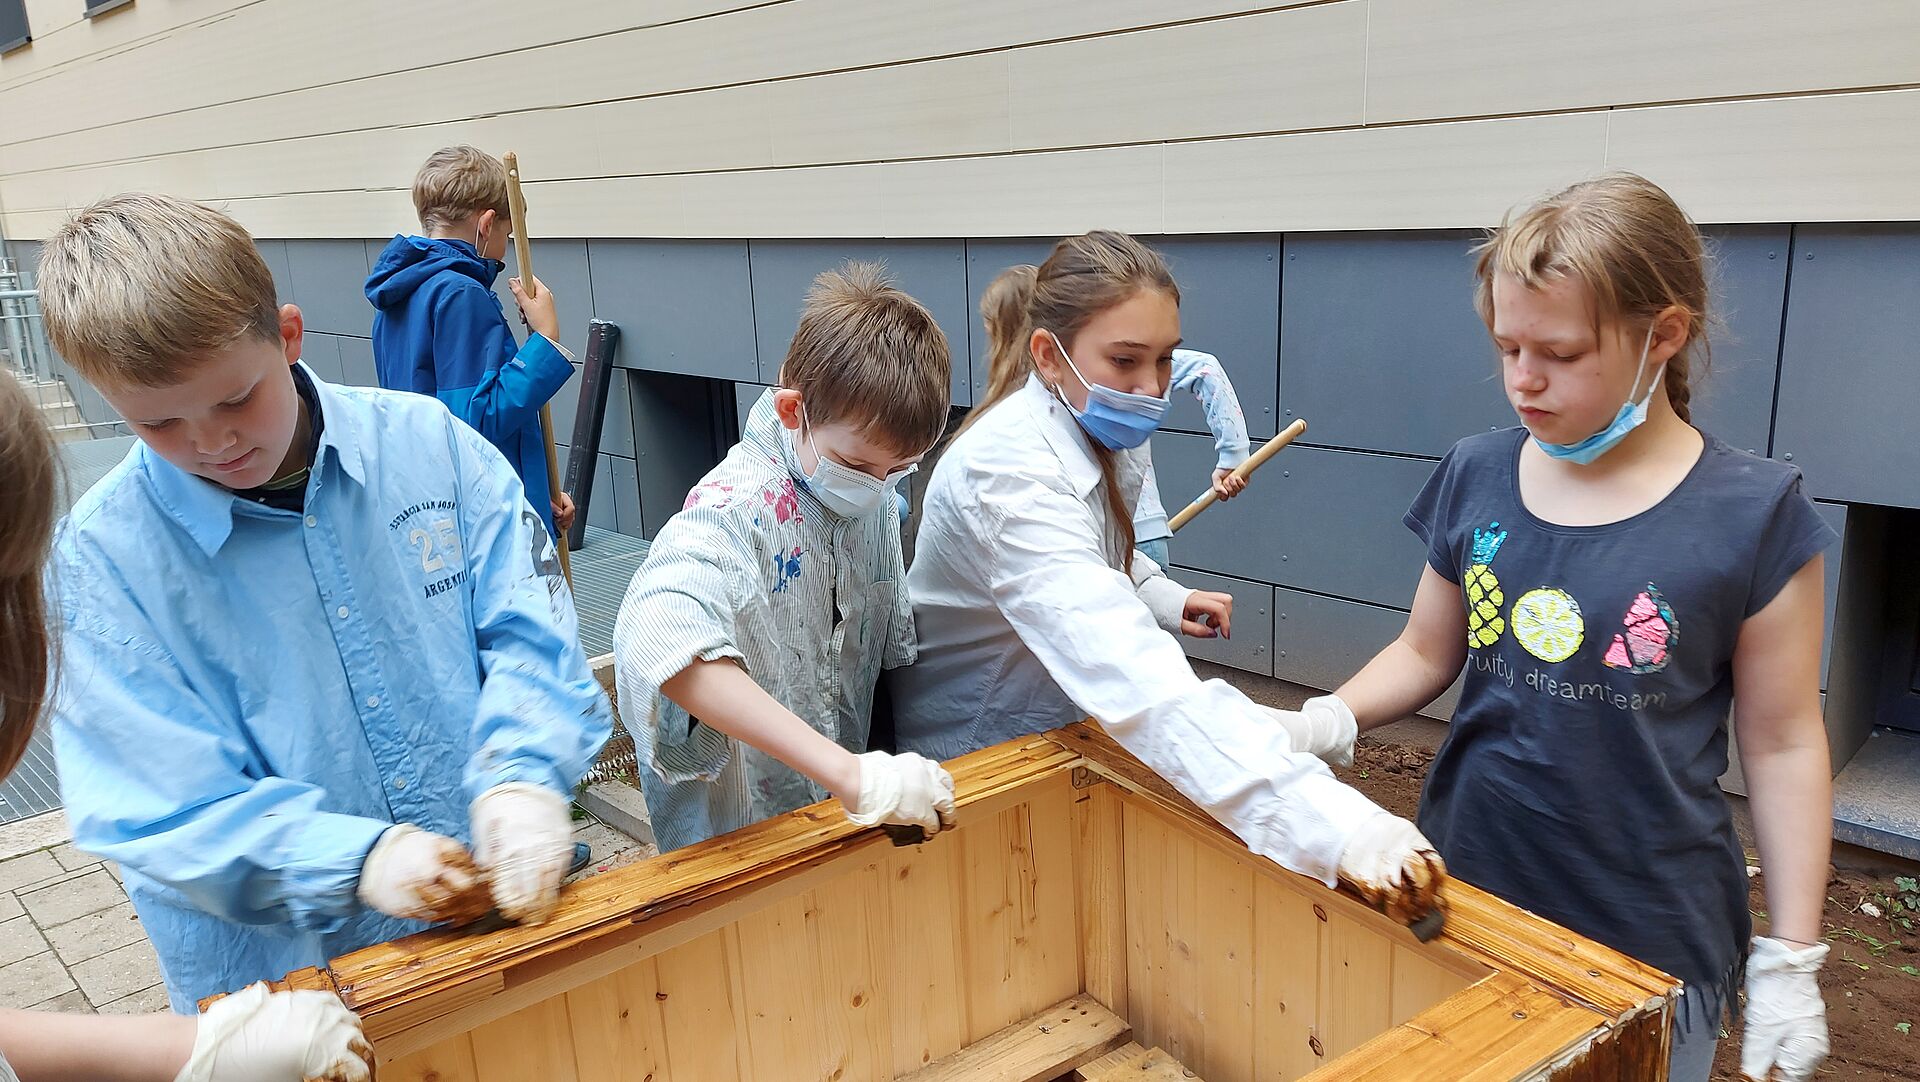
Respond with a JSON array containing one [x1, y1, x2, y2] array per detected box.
[[502, 151, 572, 585], [1166, 417, 1307, 533]]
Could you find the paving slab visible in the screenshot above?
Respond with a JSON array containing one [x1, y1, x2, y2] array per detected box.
[[21, 869, 123, 928], [0, 952, 75, 1008], [70, 939, 163, 1006], [45, 902, 144, 966]]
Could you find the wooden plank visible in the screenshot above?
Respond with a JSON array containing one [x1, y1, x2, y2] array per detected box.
[[957, 775, 1081, 1039], [1190, 841, 1256, 1081], [1121, 800, 1166, 1053], [1317, 908, 1394, 1061], [653, 928, 746, 1082], [1075, 1041, 1149, 1079], [380, 1033, 480, 1082], [327, 734, 1077, 1040], [812, 859, 892, 1082], [468, 997, 579, 1082], [1152, 801, 1203, 1070], [563, 959, 670, 1082], [1252, 875, 1322, 1079], [1294, 971, 1605, 1082], [1389, 942, 1470, 1027], [732, 891, 836, 1078], [1085, 1046, 1207, 1081], [899, 993, 1132, 1082], [1050, 723, 1674, 1026], [1365, 0, 1920, 126], [880, 834, 971, 1074], [1071, 780, 1128, 1013]]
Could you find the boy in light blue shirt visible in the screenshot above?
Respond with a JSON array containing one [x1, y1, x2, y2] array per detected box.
[[39, 194, 610, 1011]]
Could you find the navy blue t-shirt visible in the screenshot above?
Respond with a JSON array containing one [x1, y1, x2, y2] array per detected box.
[[1406, 428, 1836, 1024]]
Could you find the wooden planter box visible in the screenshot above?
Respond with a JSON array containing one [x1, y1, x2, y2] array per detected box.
[[266, 724, 1679, 1081]]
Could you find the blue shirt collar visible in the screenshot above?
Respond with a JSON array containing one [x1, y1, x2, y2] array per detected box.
[[141, 363, 365, 557]]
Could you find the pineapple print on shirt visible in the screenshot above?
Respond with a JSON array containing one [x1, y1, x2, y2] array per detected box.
[[1465, 522, 1508, 648]]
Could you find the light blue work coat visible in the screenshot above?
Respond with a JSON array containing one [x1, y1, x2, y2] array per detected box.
[[50, 366, 610, 1011]]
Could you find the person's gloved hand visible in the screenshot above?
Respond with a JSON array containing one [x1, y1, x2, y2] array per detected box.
[[846, 751, 956, 836], [472, 782, 575, 925], [1337, 812, 1446, 927], [356, 824, 491, 924], [1263, 695, 1358, 768], [176, 982, 373, 1082], [1741, 936, 1830, 1081]]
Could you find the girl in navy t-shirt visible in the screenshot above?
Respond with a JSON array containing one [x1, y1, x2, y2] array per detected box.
[[1271, 174, 1836, 1082]]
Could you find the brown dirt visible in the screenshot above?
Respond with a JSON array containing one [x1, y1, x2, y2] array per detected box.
[[1335, 738, 1920, 1081]]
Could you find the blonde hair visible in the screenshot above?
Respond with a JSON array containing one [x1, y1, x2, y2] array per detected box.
[[0, 375, 57, 778], [960, 231, 1180, 568], [778, 261, 950, 456], [1474, 172, 1710, 423], [38, 193, 280, 389], [412, 145, 511, 232]]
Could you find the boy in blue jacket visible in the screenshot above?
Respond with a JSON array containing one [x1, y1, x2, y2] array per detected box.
[[367, 145, 575, 539]]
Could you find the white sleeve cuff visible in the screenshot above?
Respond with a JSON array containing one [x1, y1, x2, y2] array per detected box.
[[1135, 574, 1190, 635]]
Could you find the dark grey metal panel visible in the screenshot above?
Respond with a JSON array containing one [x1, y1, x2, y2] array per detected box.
[[490, 239, 596, 360], [1154, 235, 1281, 440], [1170, 567, 1274, 677], [735, 382, 767, 436], [964, 236, 1280, 439], [301, 332, 345, 385], [1151, 431, 1434, 608], [1691, 226, 1790, 456], [963, 238, 1053, 404], [1280, 231, 1510, 458], [629, 368, 728, 538], [0, 0, 30, 54], [1817, 500, 1846, 691], [1775, 224, 1920, 508], [586, 450, 617, 532], [586, 240, 758, 382], [284, 240, 372, 337], [1271, 586, 1461, 716], [749, 239, 971, 405], [336, 335, 377, 387], [256, 240, 293, 305], [609, 455, 642, 537]]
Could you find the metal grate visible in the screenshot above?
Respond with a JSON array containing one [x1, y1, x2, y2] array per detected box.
[[0, 727, 62, 825], [568, 526, 650, 659]]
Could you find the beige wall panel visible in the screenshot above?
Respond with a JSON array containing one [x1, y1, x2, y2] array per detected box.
[[0, 0, 755, 146], [0, 0, 251, 86], [1366, 0, 1920, 124], [766, 52, 1012, 166], [1008, 3, 1366, 150], [0, 1, 1292, 177], [1162, 111, 1609, 232], [1605, 87, 1920, 223]]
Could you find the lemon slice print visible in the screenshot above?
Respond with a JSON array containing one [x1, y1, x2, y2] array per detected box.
[[1511, 587, 1584, 663]]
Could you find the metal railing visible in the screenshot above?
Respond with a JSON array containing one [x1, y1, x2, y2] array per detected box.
[[1, 257, 126, 438]]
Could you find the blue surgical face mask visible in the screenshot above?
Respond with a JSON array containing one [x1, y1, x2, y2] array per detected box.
[[788, 408, 916, 518], [1532, 327, 1665, 465], [1048, 332, 1169, 451]]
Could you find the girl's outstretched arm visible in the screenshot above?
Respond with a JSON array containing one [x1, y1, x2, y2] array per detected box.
[[1732, 556, 1832, 946], [1337, 565, 1469, 732], [0, 1010, 193, 1082]]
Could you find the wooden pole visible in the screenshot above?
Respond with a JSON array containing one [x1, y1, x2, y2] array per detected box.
[[1166, 417, 1307, 533], [501, 151, 572, 586]]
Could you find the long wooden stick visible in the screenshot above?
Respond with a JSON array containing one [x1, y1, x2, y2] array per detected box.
[[1167, 416, 1307, 533], [502, 151, 572, 585]]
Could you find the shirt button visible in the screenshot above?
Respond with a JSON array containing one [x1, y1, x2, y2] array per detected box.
[[336, 606, 349, 619], [304, 515, 317, 528], [365, 695, 380, 709], [393, 777, 407, 790]]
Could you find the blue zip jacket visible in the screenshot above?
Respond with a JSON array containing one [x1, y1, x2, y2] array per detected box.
[[366, 235, 572, 538], [51, 367, 611, 1011]]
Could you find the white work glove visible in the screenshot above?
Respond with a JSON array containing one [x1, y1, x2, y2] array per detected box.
[[356, 823, 489, 923], [472, 782, 575, 925], [1263, 694, 1358, 768], [176, 982, 372, 1082], [1740, 936, 1830, 1081], [846, 751, 956, 836], [1337, 812, 1446, 926]]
